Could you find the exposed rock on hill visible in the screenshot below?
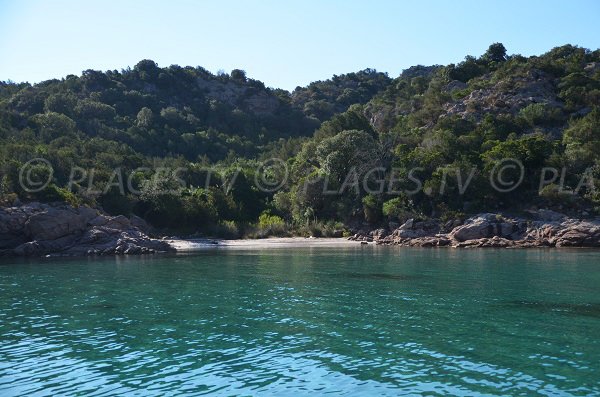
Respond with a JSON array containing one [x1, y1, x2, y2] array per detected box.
[[444, 69, 562, 120]]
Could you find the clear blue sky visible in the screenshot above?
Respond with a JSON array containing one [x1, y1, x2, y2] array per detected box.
[[1, 0, 599, 91]]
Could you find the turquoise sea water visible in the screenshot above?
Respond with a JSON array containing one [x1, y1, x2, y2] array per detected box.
[[1, 247, 599, 396]]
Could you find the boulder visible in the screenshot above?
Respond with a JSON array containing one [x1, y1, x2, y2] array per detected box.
[[77, 206, 99, 224], [450, 215, 495, 241], [130, 215, 150, 233], [104, 215, 131, 230], [0, 202, 174, 257], [443, 80, 468, 92], [13, 234, 80, 256], [408, 236, 451, 247], [399, 219, 414, 230], [88, 215, 109, 227], [25, 208, 86, 240], [454, 236, 515, 248], [534, 209, 567, 222], [373, 212, 600, 249], [393, 218, 440, 239], [553, 222, 600, 247], [450, 214, 524, 242], [0, 209, 28, 234], [370, 228, 388, 240]]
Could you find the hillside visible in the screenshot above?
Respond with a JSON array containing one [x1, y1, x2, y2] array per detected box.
[[1, 43, 599, 237], [291, 69, 391, 121], [0, 61, 324, 162]]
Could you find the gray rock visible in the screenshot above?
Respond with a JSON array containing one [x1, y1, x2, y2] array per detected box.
[[14, 234, 80, 256], [443, 80, 468, 92], [0, 233, 27, 249], [130, 215, 150, 233], [450, 215, 495, 241], [103, 215, 131, 230], [449, 214, 523, 242], [370, 228, 388, 240], [77, 206, 99, 223], [399, 219, 414, 230], [88, 215, 109, 227], [534, 209, 567, 222], [25, 208, 86, 240], [377, 211, 600, 249], [0, 202, 173, 257], [388, 221, 400, 230]]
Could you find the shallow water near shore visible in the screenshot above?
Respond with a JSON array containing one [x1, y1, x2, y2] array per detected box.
[[1, 247, 600, 396]]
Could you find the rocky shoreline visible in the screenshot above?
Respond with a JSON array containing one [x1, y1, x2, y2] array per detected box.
[[348, 210, 600, 248], [0, 202, 173, 257], [2, 203, 600, 258]]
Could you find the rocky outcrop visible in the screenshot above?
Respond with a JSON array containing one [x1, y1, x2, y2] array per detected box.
[[350, 218, 443, 243], [394, 218, 441, 238], [443, 69, 562, 121], [196, 77, 280, 115], [450, 214, 527, 242], [0, 203, 173, 257], [358, 211, 600, 249]]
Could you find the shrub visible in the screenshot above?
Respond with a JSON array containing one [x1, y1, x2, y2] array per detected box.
[[382, 196, 414, 222], [251, 211, 287, 238], [539, 183, 575, 204], [362, 194, 381, 223], [208, 221, 241, 239], [519, 103, 563, 127], [34, 184, 80, 207], [258, 212, 285, 229]]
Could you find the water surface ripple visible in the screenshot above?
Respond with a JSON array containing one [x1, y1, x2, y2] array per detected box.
[[1, 248, 599, 396]]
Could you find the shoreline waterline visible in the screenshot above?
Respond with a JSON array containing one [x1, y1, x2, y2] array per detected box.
[[166, 237, 361, 251]]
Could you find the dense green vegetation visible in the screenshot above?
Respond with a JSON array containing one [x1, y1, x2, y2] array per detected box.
[[1, 44, 600, 236]]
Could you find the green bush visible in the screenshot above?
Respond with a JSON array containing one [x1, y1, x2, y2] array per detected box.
[[209, 221, 241, 239], [539, 183, 575, 204], [362, 194, 381, 223], [34, 184, 80, 207], [258, 212, 285, 229], [249, 211, 287, 238], [519, 103, 563, 127], [382, 196, 414, 222]]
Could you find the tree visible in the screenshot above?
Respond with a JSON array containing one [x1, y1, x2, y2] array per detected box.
[[482, 43, 507, 64], [134, 59, 160, 81], [136, 107, 154, 128], [563, 108, 600, 166], [44, 93, 77, 116], [30, 112, 78, 141], [230, 69, 247, 82], [448, 56, 486, 82], [75, 99, 116, 120], [382, 195, 413, 222], [362, 194, 381, 223], [316, 129, 379, 186], [519, 103, 564, 127]]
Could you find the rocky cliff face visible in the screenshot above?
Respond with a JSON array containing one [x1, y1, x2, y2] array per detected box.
[[350, 210, 600, 248], [0, 203, 173, 257]]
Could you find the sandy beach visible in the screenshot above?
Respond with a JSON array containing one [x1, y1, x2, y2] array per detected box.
[[167, 237, 363, 251]]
